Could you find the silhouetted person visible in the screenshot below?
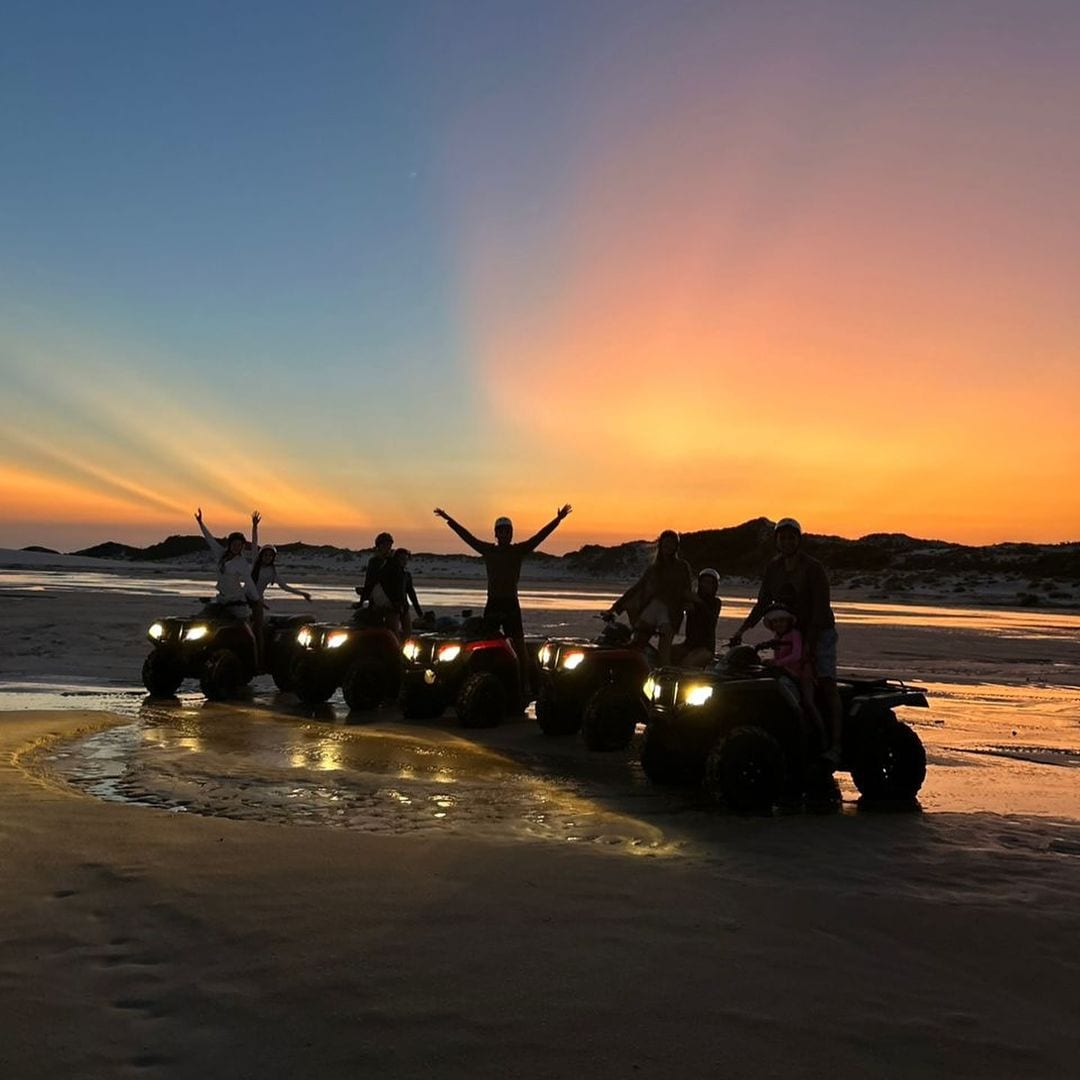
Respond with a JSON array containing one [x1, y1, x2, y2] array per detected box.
[[434, 504, 572, 696], [358, 531, 394, 606], [609, 529, 696, 666], [377, 548, 425, 636], [732, 517, 842, 763], [672, 568, 722, 667]]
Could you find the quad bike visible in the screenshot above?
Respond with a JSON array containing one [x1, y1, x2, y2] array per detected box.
[[141, 601, 312, 701], [534, 612, 661, 751], [639, 644, 929, 811], [289, 606, 436, 709], [399, 610, 543, 728]]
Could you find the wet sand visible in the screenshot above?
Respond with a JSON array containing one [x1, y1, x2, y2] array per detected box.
[[2, 570, 1079, 1077], [4, 707, 1079, 1079]]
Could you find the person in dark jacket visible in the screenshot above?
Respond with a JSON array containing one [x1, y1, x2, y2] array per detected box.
[[377, 548, 425, 636], [358, 532, 394, 606], [433, 504, 572, 695], [609, 529, 696, 666], [731, 517, 843, 762], [672, 567, 722, 667]]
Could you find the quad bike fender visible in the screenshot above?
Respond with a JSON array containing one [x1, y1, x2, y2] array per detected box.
[[850, 691, 928, 714]]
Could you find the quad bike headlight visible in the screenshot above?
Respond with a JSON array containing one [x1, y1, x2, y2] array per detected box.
[[296, 626, 315, 648], [325, 630, 350, 649], [561, 650, 586, 671], [402, 639, 421, 661], [683, 684, 713, 707], [436, 643, 462, 663], [538, 643, 554, 667], [643, 675, 660, 701], [184, 624, 209, 642], [148, 622, 165, 641]]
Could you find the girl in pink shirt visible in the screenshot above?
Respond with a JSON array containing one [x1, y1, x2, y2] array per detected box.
[[763, 605, 826, 750]]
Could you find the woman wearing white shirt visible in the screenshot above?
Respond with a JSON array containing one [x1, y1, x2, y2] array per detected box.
[[195, 507, 261, 617]]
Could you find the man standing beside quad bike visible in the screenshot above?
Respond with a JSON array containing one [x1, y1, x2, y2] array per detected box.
[[433, 503, 572, 697], [731, 517, 844, 764]]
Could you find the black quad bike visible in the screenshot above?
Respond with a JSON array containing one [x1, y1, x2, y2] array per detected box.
[[535, 614, 655, 751], [639, 645, 929, 811], [399, 611, 543, 728], [141, 604, 312, 701], [289, 606, 434, 710]]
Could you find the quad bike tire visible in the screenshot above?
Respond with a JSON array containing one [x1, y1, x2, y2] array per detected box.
[[291, 654, 338, 705], [342, 657, 390, 712], [456, 671, 507, 729], [705, 725, 785, 813], [200, 648, 246, 701], [269, 642, 296, 692], [142, 649, 184, 697], [401, 682, 445, 720], [640, 728, 689, 786], [581, 685, 645, 752], [850, 717, 926, 801], [535, 687, 582, 736]]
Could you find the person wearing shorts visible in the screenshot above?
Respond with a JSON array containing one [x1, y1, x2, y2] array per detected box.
[[610, 530, 696, 666], [433, 504, 572, 697]]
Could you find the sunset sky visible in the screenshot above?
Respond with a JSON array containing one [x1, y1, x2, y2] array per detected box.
[[3, 0, 1079, 553]]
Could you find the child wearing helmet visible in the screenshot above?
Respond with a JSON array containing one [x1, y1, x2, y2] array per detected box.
[[672, 568, 723, 667], [762, 603, 827, 752]]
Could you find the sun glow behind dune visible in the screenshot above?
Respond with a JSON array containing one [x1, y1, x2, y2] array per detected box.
[[456, 8, 1080, 542]]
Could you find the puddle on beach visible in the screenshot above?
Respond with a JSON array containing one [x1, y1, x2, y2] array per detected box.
[[8, 675, 1080, 858]]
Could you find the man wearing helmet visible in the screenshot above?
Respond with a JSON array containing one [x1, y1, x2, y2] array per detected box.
[[433, 503, 573, 695], [731, 518, 842, 761]]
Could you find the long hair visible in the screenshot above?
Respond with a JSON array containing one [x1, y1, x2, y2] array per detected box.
[[220, 531, 246, 575], [654, 529, 680, 564]]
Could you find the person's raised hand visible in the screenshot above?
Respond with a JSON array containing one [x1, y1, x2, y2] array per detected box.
[[433, 508, 449, 521], [195, 507, 203, 523], [252, 510, 261, 528], [557, 504, 572, 519]]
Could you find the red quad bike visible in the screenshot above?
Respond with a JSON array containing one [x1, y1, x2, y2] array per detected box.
[[640, 644, 929, 812], [142, 601, 313, 701], [535, 612, 658, 751], [400, 611, 543, 728], [290, 605, 435, 710]]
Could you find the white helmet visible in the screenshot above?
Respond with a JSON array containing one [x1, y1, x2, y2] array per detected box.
[[774, 517, 802, 536], [698, 568, 720, 584]]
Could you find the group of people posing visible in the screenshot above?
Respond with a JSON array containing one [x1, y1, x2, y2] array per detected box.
[[196, 505, 840, 758]]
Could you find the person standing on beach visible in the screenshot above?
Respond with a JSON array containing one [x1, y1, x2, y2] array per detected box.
[[433, 504, 573, 696], [731, 518, 843, 762]]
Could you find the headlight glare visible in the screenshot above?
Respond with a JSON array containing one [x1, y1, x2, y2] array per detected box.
[[402, 639, 421, 661], [148, 622, 165, 641], [683, 684, 714, 707], [297, 626, 314, 647], [561, 650, 585, 670], [326, 630, 350, 649], [643, 675, 658, 701], [184, 624, 209, 642], [437, 643, 461, 663], [539, 644, 553, 667]]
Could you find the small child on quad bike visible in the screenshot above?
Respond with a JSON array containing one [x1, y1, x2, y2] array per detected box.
[[761, 603, 828, 757]]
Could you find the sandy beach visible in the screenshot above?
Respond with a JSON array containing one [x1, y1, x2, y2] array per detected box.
[[2, 563, 1079, 1078]]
